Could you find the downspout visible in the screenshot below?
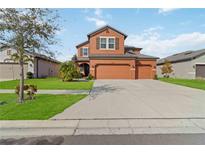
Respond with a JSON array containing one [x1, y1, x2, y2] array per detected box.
[[36, 58, 39, 78]]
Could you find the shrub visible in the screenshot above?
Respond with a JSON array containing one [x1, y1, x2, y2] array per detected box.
[[26, 72, 33, 79], [0, 101, 7, 106], [86, 74, 94, 80], [59, 61, 81, 81], [161, 60, 174, 78], [15, 84, 37, 100]]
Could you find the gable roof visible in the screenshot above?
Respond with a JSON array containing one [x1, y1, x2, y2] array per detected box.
[[124, 45, 142, 51], [25, 51, 61, 64], [0, 47, 60, 63], [87, 25, 128, 39], [76, 40, 89, 48], [157, 49, 205, 65]]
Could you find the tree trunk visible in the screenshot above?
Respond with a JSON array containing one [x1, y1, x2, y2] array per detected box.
[[19, 60, 24, 103]]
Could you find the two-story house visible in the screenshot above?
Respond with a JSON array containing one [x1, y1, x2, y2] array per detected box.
[[73, 25, 158, 79]]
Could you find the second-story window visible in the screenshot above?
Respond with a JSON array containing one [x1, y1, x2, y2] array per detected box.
[[82, 47, 88, 57], [108, 38, 115, 49], [100, 37, 115, 50], [100, 38, 107, 49]]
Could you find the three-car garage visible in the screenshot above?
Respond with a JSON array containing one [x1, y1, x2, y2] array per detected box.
[[90, 59, 156, 80]]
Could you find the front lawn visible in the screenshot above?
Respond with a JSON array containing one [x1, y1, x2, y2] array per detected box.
[[0, 93, 87, 120], [0, 78, 94, 90], [159, 78, 205, 90]]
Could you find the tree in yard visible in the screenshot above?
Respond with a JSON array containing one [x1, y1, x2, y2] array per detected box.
[[161, 60, 174, 78], [59, 61, 81, 81], [0, 9, 60, 103]]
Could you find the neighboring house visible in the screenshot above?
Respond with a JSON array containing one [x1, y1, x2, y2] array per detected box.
[[73, 25, 158, 79], [157, 49, 205, 79], [0, 48, 61, 80]]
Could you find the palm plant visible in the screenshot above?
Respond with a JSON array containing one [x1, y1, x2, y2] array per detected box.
[[11, 53, 33, 64], [59, 61, 81, 81]]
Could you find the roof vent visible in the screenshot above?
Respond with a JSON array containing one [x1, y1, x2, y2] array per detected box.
[[185, 51, 192, 55], [173, 53, 179, 56]]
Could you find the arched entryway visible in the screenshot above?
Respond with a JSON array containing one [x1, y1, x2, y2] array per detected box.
[[79, 63, 90, 77]]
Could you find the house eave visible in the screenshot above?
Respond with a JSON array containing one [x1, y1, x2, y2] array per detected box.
[[87, 25, 128, 39]]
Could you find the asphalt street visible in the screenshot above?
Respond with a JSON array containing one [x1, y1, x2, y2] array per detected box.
[[1, 134, 205, 145]]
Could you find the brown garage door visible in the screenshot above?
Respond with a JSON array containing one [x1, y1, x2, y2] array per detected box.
[[96, 64, 131, 79], [0, 63, 28, 80], [137, 65, 152, 79], [196, 64, 205, 78]]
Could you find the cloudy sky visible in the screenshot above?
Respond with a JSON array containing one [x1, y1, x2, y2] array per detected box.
[[54, 8, 205, 61]]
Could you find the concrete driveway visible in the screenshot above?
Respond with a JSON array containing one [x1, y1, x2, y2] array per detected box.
[[52, 80, 205, 119]]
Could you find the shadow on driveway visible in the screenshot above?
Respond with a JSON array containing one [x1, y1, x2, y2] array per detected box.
[[90, 84, 122, 100]]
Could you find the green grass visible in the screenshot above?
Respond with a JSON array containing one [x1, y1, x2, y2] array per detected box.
[[159, 78, 205, 90], [0, 93, 87, 120], [0, 78, 94, 90]]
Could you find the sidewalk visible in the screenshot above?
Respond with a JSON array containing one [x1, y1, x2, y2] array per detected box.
[[0, 89, 90, 94], [1, 118, 205, 139]]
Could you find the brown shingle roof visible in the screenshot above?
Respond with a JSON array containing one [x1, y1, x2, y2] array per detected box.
[[87, 25, 128, 39], [76, 40, 89, 48], [89, 53, 158, 60], [25, 51, 61, 64], [124, 45, 142, 50]]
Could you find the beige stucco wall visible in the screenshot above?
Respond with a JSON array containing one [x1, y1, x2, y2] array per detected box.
[[157, 54, 205, 79], [34, 58, 60, 78], [0, 48, 16, 62], [0, 48, 35, 73], [0, 63, 28, 80]]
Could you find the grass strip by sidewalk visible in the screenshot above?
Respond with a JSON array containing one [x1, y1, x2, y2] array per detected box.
[[159, 78, 205, 90], [0, 78, 94, 90], [0, 93, 86, 120]]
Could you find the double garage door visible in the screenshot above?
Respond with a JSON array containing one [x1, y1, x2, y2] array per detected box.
[[96, 64, 131, 79], [95, 64, 153, 79], [0, 63, 28, 80]]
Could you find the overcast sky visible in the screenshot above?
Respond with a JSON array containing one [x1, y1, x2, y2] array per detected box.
[[53, 8, 205, 61]]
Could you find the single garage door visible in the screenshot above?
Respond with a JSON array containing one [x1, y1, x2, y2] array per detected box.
[[0, 63, 28, 80], [137, 65, 152, 79], [96, 64, 131, 79], [196, 64, 205, 78]]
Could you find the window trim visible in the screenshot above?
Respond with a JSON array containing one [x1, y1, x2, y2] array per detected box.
[[99, 37, 107, 49], [7, 50, 11, 56], [82, 47, 89, 57], [99, 36, 115, 50]]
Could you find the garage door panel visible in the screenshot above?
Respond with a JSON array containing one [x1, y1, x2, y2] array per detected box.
[[96, 64, 130, 79], [0, 63, 28, 80], [196, 64, 205, 78], [137, 65, 152, 79]]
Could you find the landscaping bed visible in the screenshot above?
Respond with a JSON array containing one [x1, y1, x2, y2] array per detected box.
[[0, 78, 94, 90], [159, 78, 205, 90], [0, 93, 87, 120]]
